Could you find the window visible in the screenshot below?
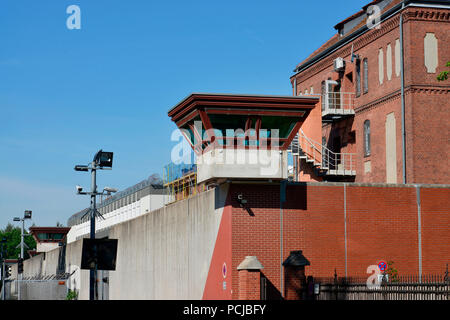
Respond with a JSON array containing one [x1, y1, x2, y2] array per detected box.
[[321, 81, 326, 111], [37, 233, 64, 241], [363, 58, 369, 94], [364, 120, 371, 157], [356, 58, 361, 97]]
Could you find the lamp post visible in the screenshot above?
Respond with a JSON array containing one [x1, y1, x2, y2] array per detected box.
[[1, 237, 6, 300], [75, 149, 116, 300], [13, 210, 32, 300]]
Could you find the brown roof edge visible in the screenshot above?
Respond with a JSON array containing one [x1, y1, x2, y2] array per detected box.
[[168, 93, 319, 119], [334, 0, 381, 30], [28, 226, 71, 234]]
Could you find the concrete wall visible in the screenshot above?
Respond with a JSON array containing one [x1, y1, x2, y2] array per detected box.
[[19, 281, 68, 300], [197, 149, 288, 183], [16, 187, 226, 300], [107, 187, 224, 299]]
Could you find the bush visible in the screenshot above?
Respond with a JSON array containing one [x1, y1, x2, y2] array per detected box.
[[66, 289, 78, 300]]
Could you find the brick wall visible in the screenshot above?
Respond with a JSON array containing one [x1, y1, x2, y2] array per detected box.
[[229, 182, 450, 300], [237, 270, 261, 300]]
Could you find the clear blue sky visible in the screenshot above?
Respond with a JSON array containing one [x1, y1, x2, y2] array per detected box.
[[0, 0, 366, 228]]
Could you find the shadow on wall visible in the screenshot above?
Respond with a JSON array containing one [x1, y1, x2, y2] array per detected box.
[[228, 184, 308, 212], [261, 272, 283, 300]]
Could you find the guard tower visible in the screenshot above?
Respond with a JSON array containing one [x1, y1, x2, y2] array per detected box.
[[168, 93, 319, 185]]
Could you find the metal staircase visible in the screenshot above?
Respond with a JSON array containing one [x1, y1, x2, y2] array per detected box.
[[291, 129, 356, 178]]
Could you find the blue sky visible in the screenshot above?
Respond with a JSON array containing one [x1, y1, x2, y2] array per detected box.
[[0, 0, 366, 228]]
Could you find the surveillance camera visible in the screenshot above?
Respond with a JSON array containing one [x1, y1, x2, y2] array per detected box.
[[76, 185, 83, 193], [103, 187, 117, 193]]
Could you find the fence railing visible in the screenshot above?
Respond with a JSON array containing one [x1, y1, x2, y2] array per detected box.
[[322, 92, 355, 114], [313, 273, 450, 300]]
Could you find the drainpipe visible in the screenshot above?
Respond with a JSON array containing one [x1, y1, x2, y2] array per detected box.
[[400, 2, 407, 184], [294, 78, 297, 96], [280, 181, 287, 299]]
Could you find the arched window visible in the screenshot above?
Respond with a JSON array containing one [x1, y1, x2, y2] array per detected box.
[[321, 81, 326, 111], [356, 58, 361, 97], [364, 120, 371, 156], [363, 58, 369, 94]]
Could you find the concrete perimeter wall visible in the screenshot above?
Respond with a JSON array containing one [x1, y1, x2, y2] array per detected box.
[[14, 187, 226, 300], [107, 187, 225, 299]]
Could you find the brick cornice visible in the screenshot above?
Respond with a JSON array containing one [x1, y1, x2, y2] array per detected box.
[[403, 8, 450, 24], [355, 89, 401, 115], [354, 84, 449, 115], [407, 84, 450, 94]]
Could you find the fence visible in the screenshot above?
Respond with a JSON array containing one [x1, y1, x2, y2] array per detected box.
[[7, 273, 72, 300], [313, 270, 450, 300], [163, 163, 203, 203]]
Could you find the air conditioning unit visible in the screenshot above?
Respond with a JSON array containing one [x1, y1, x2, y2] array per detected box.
[[334, 57, 346, 72]]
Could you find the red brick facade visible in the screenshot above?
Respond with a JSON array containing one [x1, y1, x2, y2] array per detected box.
[[291, 4, 450, 184], [237, 270, 261, 300], [227, 182, 450, 300]]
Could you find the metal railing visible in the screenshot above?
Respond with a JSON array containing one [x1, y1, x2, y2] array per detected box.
[[298, 129, 356, 175], [314, 270, 450, 300], [322, 92, 355, 115]]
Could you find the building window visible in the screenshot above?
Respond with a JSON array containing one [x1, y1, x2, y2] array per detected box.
[[356, 58, 361, 97], [363, 58, 369, 94], [321, 81, 326, 111], [364, 120, 371, 157]]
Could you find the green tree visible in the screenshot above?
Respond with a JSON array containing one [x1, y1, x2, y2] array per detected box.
[[0, 223, 36, 260], [386, 261, 399, 283], [437, 61, 450, 81]]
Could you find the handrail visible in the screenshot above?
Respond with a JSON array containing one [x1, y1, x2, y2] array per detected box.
[[322, 92, 355, 113], [298, 129, 356, 173]]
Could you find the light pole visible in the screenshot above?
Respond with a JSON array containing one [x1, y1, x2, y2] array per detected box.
[[1, 237, 6, 300], [13, 210, 32, 301], [75, 149, 116, 300]]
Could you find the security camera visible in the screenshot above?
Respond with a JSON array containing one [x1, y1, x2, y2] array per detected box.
[[76, 185, 83, 193], [237, 194, 247, 207], [103, 187, 118, 194]]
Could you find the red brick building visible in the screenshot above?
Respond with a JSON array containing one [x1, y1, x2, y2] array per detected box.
[[290, 0, 450, 184], [165, 0, 450, 301]]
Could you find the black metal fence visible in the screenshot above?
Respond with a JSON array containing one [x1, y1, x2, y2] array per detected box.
[[314, 270, 449, 300]]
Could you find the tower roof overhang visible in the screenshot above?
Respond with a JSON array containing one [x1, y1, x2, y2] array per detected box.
[[168, 93, 318, 152]]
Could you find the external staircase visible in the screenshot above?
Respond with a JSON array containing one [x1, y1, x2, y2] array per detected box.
[[289, 129, 356, 178]]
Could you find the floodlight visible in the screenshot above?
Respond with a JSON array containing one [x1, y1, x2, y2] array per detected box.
[[13, 217, 21, 222], [94, 150, 113, 168], [24, 210, 32, 219], [74, 165, 89, 172]]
